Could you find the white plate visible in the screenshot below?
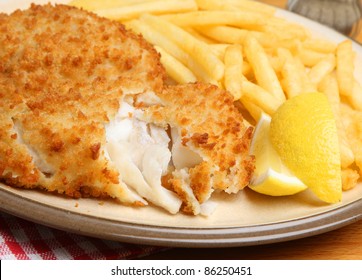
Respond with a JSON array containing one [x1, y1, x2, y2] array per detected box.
[[1, 0, 362, 247]]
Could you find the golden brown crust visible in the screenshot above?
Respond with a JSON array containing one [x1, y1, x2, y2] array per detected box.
[[0, 4, 165, 203], [142, 83, 255, 212]]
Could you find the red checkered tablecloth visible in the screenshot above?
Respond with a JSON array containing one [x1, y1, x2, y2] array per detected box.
[[0, 211, 166, 260]]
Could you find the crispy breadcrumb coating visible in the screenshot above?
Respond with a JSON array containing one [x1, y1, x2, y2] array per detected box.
[[0, 4, 165, 204], [141, 83, 255, 214]]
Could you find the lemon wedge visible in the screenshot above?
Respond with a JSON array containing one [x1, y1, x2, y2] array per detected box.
[[270, 92, 342, 203], [249, 113, 307, 196]]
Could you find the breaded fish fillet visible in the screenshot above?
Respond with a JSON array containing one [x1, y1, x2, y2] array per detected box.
[[0, 4, 165, 205], [0, 4, 254, 215]]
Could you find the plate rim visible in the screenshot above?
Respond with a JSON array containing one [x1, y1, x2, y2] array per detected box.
[[1, 3, 362, 248], [1, 186, 362, 247]]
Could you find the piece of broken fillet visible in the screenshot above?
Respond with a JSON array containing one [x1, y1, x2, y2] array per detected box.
[[115, 83, 255, 215], [102, 83, 255, 215]]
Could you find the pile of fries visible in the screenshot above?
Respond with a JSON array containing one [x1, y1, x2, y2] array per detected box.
[[70, 0, 362, 192]]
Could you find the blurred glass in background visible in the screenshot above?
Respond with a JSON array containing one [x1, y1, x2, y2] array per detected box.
[[287, 0, 362, 38], [258, 0, 362, 41]]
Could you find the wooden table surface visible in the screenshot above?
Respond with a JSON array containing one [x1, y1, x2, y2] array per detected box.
[[143, 0, 362, 260], [143, 220, 362, 260]]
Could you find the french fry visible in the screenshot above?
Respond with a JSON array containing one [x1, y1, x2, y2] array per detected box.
[[263, 41, 300, 59], [336, 40, 355, 98], [197, 25, 277, 49], [209, 44, 229, 60], [318, 73, 340, 104], [199, 25, 299, 52], [341, 168, 359, 191], [294, 57, 316, 93], [197, 25, 248, 44], [70, 0, 159, 11], [302, 38, 337, 53], [140, 13, 224, 82], [211, 44, 253, 79], [308, 53, 336, 86], [160, 11, 266, 29], [263, 18, 309, 41], [319, 74, 354, 168], [297, 47, 328, 67], [348, 80, 362, 111], [155, 46, 197, 84], [196, 0, 275, 16], [267, 55, 283, 73], [126, 19, 188, 61], [182, 27, 216, 44], [126, 20, 217, 84], [278, 48, 303, 98], [195, 0, 237, 11], [211, 42, 252, 79], [241, 100, 263, 122], [223, 45, 244, 100], [244, 36, 285, 101], [242, 62, 254, 80], [223, 0, 276, 16], [94, 0, 197, 21], [340, 104, 362, 176], [241, 80, 283, 115]]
